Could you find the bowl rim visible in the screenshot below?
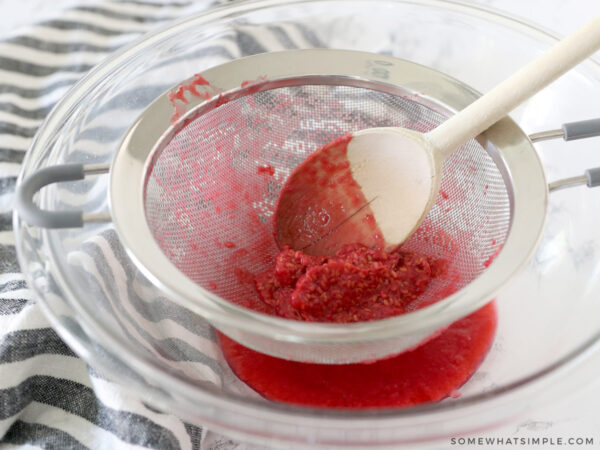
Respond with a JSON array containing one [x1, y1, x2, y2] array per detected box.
[[13, 0, 600, 441]]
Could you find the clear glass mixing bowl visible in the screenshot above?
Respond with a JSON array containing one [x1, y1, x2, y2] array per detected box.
[[14, 0, 600, 447]]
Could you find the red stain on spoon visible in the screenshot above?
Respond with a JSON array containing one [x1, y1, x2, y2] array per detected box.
[[274, 134, 385, 256]]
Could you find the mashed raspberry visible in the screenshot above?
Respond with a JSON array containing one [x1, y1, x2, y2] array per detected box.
[[254, 243, 447, 322]]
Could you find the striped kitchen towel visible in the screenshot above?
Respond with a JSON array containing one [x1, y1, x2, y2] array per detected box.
[[0, 1, 327, 448]]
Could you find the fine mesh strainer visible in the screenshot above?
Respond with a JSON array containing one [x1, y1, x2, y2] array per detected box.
[[16, 49, 600, 364]]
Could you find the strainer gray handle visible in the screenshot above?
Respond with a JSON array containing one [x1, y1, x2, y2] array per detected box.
[[16, 163, 110, 228], [531, 118, 600, 192], [586, 167, 600, 187], [563, 118, 600, 141], [530, 118, 600, 142], [549, 167, 600, 192]]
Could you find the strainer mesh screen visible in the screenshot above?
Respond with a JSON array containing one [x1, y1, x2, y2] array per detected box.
[[144, 85, 509, 313]]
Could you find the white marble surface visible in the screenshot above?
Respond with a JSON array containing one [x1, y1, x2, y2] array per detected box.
[[453, 1, 600, 448], [1, 0, 600, 447]]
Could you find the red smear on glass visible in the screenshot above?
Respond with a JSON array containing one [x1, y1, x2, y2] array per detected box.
[[241, 76, 267, 93], [215, 94, 230, 107], [483, 245, 503, 268], [168, 86, 189, 104], [168, 74, 214, 123], [257, 165, 275, 176]]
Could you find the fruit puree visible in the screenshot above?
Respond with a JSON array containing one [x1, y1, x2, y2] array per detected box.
[[254, 243, 448, 322], [218, 301, 496, 408]]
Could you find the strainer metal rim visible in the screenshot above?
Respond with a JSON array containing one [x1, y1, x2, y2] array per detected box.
[[109, 49, 547, 344]]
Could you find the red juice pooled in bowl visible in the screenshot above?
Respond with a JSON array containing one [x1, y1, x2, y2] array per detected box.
[[218, 301, 496, 408]]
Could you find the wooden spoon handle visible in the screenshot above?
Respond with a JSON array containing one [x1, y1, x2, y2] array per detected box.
[[425, 15, 600, 159]]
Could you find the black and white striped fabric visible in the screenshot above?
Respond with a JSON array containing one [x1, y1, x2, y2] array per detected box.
[[0, 1, 323, 448]]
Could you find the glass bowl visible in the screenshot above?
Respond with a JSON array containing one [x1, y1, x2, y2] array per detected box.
[[14, 0, 600, 447]]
